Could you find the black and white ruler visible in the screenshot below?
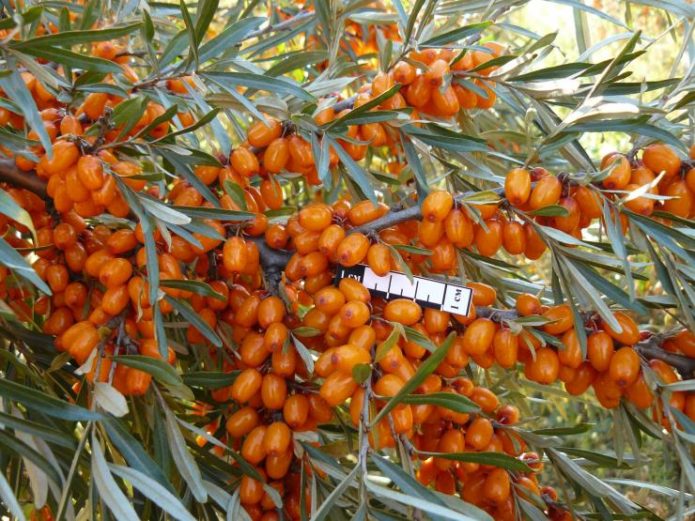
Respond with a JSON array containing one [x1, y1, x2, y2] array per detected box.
[[334, 265, 473, 316]]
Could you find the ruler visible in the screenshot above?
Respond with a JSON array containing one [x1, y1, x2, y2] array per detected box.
[[334, 265, 474, 316]]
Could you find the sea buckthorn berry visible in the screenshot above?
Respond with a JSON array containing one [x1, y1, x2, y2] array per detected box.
[[283, 394, 310, 428], [318, 224, 346, 257], [493, 329, 519, 369], [241, 426, 267, 465], [526, 347, 560, 384], [339, 301, 371, 328], [468, 282, 496, 307], [661, 180, 693, 218], [484, 468, 511, 504], [601, 311, 640, 346], [471, 386, 499, 413], [383, 299, 422, 326], [466, 417, 493, 450], [504, 168, 531, 206], [502, 220, 526, 255], [626, 374, 653, 409], [422, 191, 454, 222], [601, 153, 631, 190], [337, 233, 370, 267], [642, 143, 681, 178], [559, 329, 583, 369], [98, 258, 133, 289], [319, 371, 357, 407], [347, 201, 388, 226], [231, 147, 259, 177], [444, 208, 474, 247], [231, 368, 263, 404], [263, 421, 292, 456], [299, 204, 333, 232], [462, 318, 496, 355], [258, 296, 285, 328], [366, 243, 391, 276], [608, 346, 640, 387], [587, 331, 614, 372], [528, 175, 561, 210], [542, 304, 573, 335], [247, 118, 282, 147], [264, 137, 289, 173], [226, 407, 259, 438], [261, 374, 288, 410], [77, 155, 105, 190], [474, 219, 502, 257]]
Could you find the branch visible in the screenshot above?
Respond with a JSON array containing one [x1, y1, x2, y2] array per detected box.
[[351, 204, 421, 235], [636, 336, 695, 379], [0, 157, 47, 196], [351, 187, 505, 236]]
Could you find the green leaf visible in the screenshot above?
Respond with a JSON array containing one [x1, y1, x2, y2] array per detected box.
[[166, 297, 222, 347], [529, 205, 569, 217], [310, 464, 360, 521], [0, 471, 25, 521], [203, 72, 315, 102], [163, 406, 207, 503], [416, 451, 532, 472], [533, 424, 593, 436], [400, 392, 480, 414], [112, 355, 182, 386], [372, 454, 485, 521], [292, 334, 315, 375], [92, 433, 140, 521], [182, 371, 239, 388], [403, 0, 427, 44], [0, 429, 61, 488], [402, 325, 436, 352], [199, 17, 265, 62], [0, 410, 75, 448], [400, 130, 429, 194], [194, 0, 220, 44], [180, 0, 200, 66], [365, 480, 484, 521], [222, 180, 248, 211], [421, 21, 492, 48], [266, 50, 328, 77], [328, 136, 376, 204], [11, 23, 141, 48], [17, 46, 122, 73], [0, 378, 101, 421], [405, 124, 488, 154], [352, 363, 372, 385], [111, 96, 147, 138], [102, 417, 175, 493], [0, 188, 36, 240], [392, 244, 432, 256], [109, 464, 197, 521], [160, 279, 226, 301], [328, 84, 402, 129], [375, 326, 401, 363], [0, 65, 52, 155], [372, 332, 456, 426], [546, 448, 638, 513], [171, 205, 255, 221], [140, 196, 192, 225]]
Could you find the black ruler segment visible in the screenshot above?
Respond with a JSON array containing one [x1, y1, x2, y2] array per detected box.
[[334, 265, 473, 316]]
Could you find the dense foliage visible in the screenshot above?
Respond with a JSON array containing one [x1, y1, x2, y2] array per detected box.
[[0, 1, 694, 520]]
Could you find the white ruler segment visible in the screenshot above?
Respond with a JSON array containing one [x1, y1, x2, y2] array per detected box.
[[335, 265, 473, 316]]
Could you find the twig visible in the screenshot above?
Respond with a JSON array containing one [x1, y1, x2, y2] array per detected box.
[[245, 10, 314, 40], [0, 157, 47, 196], [635, 336, 695, 379]]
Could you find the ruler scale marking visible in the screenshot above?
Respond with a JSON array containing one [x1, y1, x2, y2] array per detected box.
[[334, 266, 473, 316]]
